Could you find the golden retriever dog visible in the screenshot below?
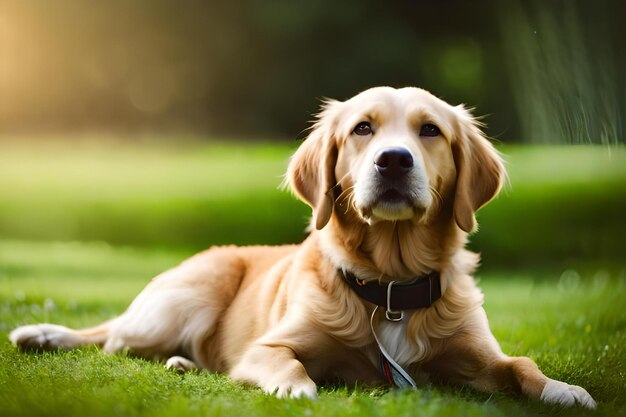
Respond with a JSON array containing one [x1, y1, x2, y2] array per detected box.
[[10, 86, 595, 408]]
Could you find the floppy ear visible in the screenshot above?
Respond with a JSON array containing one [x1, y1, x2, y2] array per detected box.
[[452, 109, 506, 233], [286, 105, 339, 230]]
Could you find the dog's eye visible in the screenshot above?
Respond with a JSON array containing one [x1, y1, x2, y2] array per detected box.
[[353, 122, 372, 136], [419, 123, 441, 137]]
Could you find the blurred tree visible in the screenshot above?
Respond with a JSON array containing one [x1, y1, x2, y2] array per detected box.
[[499, 0, 623, 144], [0, 0, 623, 142]]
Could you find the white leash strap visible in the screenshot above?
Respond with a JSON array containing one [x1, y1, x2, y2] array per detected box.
[[370, 306, 417, 389]]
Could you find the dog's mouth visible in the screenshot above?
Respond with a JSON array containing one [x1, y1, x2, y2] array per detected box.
[[379, 188, 409, 203]]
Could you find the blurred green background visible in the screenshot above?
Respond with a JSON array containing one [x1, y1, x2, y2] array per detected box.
[[0, 141, 624, 271], [0, 0, 624, 271]]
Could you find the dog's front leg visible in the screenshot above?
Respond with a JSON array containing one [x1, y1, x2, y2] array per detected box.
[[479, 355, 597, 409], [229, 344, 317, 399], [422, 308, 596, 408]]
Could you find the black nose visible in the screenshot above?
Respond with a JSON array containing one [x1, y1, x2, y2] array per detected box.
[[374, 147, 414, 179]]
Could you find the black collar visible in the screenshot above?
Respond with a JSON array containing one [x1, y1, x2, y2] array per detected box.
[[340, 269, 442, 311]]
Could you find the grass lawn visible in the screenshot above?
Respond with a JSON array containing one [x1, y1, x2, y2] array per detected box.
[[0, 240, 624, 417], [0, 139, 624, 416]]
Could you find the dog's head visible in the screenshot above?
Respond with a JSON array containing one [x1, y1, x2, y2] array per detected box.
[[287, 86, 505, 233]]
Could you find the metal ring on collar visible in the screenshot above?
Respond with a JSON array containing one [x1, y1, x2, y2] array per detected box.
[[385, 281, 403, 322]]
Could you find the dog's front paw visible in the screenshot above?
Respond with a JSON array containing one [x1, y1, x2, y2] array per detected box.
[[229, 345, 318, 399], [264, 378, 317, 399], [541, 379, 597, 409]]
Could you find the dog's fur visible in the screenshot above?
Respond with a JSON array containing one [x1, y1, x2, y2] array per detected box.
[[10, 87, 596, 407]]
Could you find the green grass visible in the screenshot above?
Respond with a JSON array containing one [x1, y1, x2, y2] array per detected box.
[[0, 240, 624, 417]]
